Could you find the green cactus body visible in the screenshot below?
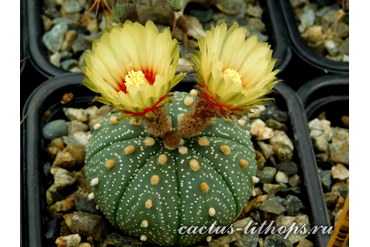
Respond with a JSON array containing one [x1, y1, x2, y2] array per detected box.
[[112, 0, 130, 22], [85, 92, 257, 246], [167, 0, 181, 10]]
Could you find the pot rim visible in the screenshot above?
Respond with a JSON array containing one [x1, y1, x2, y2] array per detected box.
[[26, 0, 291, 77], [297, 74, 349, 110], [279, 0, 349, 74]]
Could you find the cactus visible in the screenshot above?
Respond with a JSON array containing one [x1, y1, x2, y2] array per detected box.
[[85, 91, 257, 246], [82, 20, 278, 246], [110, 0, 238, 25]]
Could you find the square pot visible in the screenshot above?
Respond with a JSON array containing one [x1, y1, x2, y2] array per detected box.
[[279, 0, 349, 74], [297, 74, 349, 121], [297, 74, 349, 243], [22, 73, 330, 246], [26, 0, 291, 77]]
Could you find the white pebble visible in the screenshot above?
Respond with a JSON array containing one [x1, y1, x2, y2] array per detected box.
[[238, 119, 246, 127], [331, 163, 349, 180], [90, 178, 99, 186], [87, 192, 95, 200], [250, 119, 274, 140], [206, 236, 212, 242], [324, 40, 339, 56], [275, 171, 289, 183], [93, 123, 101, 130], [252, 176, 260, 184], [248, 105, 266, 118], [140, 235, 147, 241], [251, 190, 256, 197]]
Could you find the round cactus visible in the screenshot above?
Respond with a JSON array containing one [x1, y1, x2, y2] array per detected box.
[[85, 91, 257, 246]]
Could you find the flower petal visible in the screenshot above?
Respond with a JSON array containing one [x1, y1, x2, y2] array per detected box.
[[193, 23, 279, 115], [81, 20, 185, 116]]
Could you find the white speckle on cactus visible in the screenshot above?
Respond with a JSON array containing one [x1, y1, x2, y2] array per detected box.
[[206, 236, 212, 242]]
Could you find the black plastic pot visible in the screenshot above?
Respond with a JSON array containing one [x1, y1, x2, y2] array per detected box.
[[22, 73, 329, 246], [297, 74, 349, 123], [21, 1, 28, 245], [297, 74, 349, 235], [27, 0, 291, 78], [279, 0, 349, 74], [260, 0, 292, 72], [21, 0, 27, 75], [27, 0, 70, 77]]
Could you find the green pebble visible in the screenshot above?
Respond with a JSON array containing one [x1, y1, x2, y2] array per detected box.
[[42, 119, 68, 140]]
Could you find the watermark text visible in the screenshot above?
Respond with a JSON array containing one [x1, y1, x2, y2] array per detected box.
[[178, 221, 333, 239]]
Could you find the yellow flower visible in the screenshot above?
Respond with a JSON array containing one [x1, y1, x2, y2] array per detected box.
[[192, 22, 279, 117], [82, 20, 185, 120]]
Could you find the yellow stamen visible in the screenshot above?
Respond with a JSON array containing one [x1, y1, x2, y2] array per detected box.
[[223, 68, 242, 84], [125, 70, 149, 92]]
